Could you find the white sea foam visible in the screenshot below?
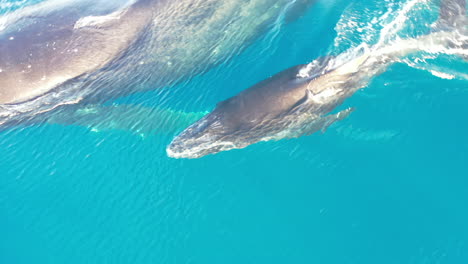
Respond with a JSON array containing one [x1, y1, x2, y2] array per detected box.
[[375, 0, 428, 49], [430, 70, 456, 79], [301, 0, 466, 81]]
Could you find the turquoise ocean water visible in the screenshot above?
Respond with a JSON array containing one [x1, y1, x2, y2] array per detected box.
[[1, 0, 468, 263]]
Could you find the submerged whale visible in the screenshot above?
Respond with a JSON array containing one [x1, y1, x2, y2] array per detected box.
[[0, 0, 316, 125], [167, 0, 467, 158]]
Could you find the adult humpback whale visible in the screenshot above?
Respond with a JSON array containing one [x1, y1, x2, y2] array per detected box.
[[167, 0, 468, 159], [0, 0, 316, 125]]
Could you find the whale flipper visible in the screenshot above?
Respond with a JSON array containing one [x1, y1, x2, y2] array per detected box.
[[317, 107, 354, 134], [277, 107, 354, 139], [290, 108, 354, 137], [48, 104, 207, 137]]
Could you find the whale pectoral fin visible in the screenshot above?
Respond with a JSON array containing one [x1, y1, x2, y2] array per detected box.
[[317, 107, 355, 134], [48, 104, 207, 137]]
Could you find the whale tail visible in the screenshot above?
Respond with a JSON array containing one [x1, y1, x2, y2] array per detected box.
[[438, 0, 466, 29]]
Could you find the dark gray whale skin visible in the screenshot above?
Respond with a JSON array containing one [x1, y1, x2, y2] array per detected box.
[[0, 0, 156, 104], [0, 0, 316, 126], [167, 58, 358, 159], [168, 0, 467, 159]]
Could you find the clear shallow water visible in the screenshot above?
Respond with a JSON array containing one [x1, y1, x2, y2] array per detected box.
[[1, 0, 468, 263]]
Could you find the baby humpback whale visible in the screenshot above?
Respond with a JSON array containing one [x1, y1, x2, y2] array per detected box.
[[167, 0, 467, 159], [0, 0, 316, 126]]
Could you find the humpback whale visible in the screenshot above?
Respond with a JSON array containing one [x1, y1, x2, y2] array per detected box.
[[0, 0, 316, 126], [167, 0, 467, 159]]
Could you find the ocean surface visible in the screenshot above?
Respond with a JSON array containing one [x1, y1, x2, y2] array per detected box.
[[1, 0, 468, 263]]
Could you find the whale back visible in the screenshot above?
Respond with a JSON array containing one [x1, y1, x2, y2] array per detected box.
[[0, 0, 158, 104], [0, 0, 317, 109]]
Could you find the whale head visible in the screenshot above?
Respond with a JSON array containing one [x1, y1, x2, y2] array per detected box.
[[166, 110, 246, 159]]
